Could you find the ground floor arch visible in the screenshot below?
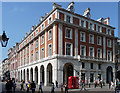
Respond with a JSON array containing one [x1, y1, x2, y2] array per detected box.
[[63, 63, 74, 84], [30, 68, 33, 82], [47, 63, 52, 85], [35, 66, 38, 84], [23, 69, 25, 81], [40, 65, 44, 84], [106, 66, 113, 83], [27, 69, 29, 81]]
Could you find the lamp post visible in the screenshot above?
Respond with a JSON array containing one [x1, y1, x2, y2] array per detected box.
[[0, 31, 9, 47]]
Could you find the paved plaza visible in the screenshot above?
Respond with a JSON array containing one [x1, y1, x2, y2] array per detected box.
[[0, 81, 115, 93]]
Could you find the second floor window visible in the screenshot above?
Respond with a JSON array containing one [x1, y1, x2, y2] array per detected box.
[[48, 30, 52, 40], [89, 47, 94, 57], [66, 15, 71, 23], [97, 49, 102, 58], [89, 34, 94, 44], [98, 26, 101, 32], [107, 39, 111, 47], [80, 32, 86, 42], [90, 23, 93, 30], [97, 36, 101, 45], [107, 51, 111, 61], [48, 44, 52, 56], [65, 28, 72, 39], [80, 46, 86, 56], [81, 20, 84, 27], [36, 51, 38, 61], [36, 40, 38, 48], [66, 43, 72, 55], [107, 29, 111, 35], [41, 35, 44, 44], [41, 48, 44, 59]]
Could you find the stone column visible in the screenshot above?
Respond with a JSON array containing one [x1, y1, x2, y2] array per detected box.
[[75, 28, 78, 57], [38, 66, 40, 85], [29, 68, 31, 81], [44, 66, 47, 86], [33, 67, 35, 81]]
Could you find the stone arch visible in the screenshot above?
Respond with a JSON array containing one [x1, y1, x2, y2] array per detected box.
[[40, 65, 44, 84], [27, 69, 29, 81], [30, 68, 33, 82], [35, 66, 38, 84], [23, 69, 25, 81], [106, 66, 113, 83], [63, 63, 74, 84], [47, 63, 53, 85]]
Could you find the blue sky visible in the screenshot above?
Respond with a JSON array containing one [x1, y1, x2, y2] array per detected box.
[[1, 2, 118, 61]]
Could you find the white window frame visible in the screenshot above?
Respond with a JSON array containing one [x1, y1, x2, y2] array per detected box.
[[42, 24, 44, 30], [107, 29, 111, 35], [89, 23, 94, 30], [97, 25, 101, 32], [49, 16, 52, 24], [80, 45, 86, 56], [107, 39, 111, 48], [48, 29, 52, 40], [48, 44, 52, 56], [35, 51, 38, 61], [107, 50, 112, 61], [97, 48, 102, 58], [89, 34, 94, 44], [36, 39, 38, 48], [97, 36, 102, 45], [66, 15, 71, 23], [41, 35, 44, 45], [80, 32, 86, 42], [65, 27, 72, 39], [89, 47, 94, 57], [65, 42, 73, 56], [81, 20, 85, 27], [41, 47, 44, 59]]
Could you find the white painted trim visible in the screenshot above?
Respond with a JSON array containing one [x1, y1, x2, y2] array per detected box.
[[53, 24, 56, 55], [45, 31, 47, 58], [48, 43, 52, 57], [65, 27, 72, 39], [80, 45, 86, 56], [75, 28, 78, 57], [65, 42, 73, 56], [103, 37, 106, 59], [89, 47, 94, 57], [59, 24, 63, 56], [89, 34, 94, 44]]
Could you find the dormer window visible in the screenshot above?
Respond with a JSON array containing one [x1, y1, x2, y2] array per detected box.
[[98, 26, 101, 32], [90, 23, 93, 30], [66, 15, 71, 23], [107, 29, 111, 35], [81, 20, 84, 27], [49, 17, 51, 23]]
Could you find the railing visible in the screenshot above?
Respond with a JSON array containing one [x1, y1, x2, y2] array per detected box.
[[80, 55, 106, 61]]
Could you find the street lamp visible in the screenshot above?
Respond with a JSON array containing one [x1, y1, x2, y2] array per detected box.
[[0, 31, 9, 47]]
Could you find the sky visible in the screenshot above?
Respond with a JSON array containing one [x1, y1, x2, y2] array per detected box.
[[1, 2, 119, 61]]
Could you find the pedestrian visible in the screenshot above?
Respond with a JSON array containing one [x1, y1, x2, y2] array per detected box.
[[20, 80, 25, 91], [30, 81, 36, 93], [13, 80, 16, 93], [38, 82, 43, 93], [110, 81, 114, 90], [100, 79, 102, 88], [60, 82, 63, 93], [56, 81, 58, 88], [81, 80, 86, 90], [26, 80, 30, 93], [51, 83, 55, 93], [94, 79, 97, 88], [5, 80, 13, 93], [64, 83, 68, 93]]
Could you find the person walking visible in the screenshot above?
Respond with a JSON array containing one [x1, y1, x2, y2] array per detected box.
[[51, 83, 55, 93], [38, 82, 43, 93], [60, 82, 63, 93], [64, 83, 68, 93], [26, 80, 30, 93], [5, 80, 13, 93], [30, 81, 36, 93], [56, 81, 58, 88], [110, 81, 114, 90], [100, 79, 102, 88], [13, 80, 16, 93], [94, 79, 97, 88], [20, 80, 25, 91]]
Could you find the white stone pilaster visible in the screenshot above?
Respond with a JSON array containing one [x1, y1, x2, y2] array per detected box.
[[103, 37, 106, 59], [53, 24, 56, 55], [29, 68, 31, 81], [38, 66, 40, 85], [39, 36, 41, 60], [33, 67, 35, 81], [75, 28, 78, 57], [45, 31, 47, 58], [44, 67, 47, 86], [29, 44, 31, 63], [113, 39, 115, 62], [59, 24, 63, 55]]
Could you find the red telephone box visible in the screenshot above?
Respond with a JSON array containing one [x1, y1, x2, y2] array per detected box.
[[74, 76, 79, 89], [68, 76, 74, 89], [68, 76, 79, 89]]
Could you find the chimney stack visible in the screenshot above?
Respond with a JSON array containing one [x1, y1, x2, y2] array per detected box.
[[53, 3, 61, 10], [97, 17, 104, 23], [104, 17, 110, 25], [67, 1, 75, 12], [83, 8, 90, 18]]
